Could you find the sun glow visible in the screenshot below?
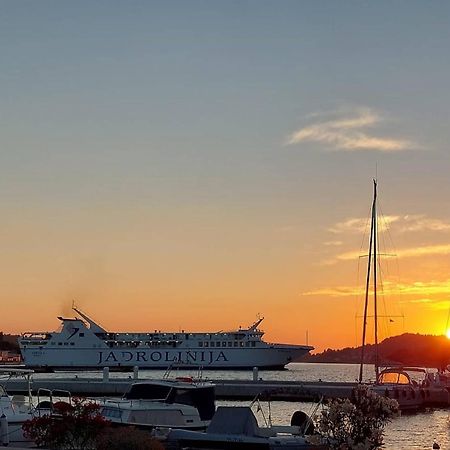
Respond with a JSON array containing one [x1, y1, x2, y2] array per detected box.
[[446, 329, 450, 339]]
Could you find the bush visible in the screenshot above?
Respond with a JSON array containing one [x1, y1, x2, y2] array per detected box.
[[23, 397, 110, 449], [316, 385, 399, 449], [96, 427, 165, 450]]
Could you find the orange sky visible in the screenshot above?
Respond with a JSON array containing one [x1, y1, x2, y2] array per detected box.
[[2, 3, 450, 354], [2, 193, 450, 353]]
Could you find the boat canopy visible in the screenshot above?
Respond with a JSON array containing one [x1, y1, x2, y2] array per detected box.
[[207, 407, 259, 436], [123, 382, 215, 421]]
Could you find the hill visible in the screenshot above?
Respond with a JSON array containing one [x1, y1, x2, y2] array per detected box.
[[304, 333, 450, 369]]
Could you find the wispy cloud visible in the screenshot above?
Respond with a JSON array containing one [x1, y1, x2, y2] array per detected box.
[[324, 240, 343, 247], [286, 107, 412, 152], [329, 216, 399, 234], [331, 243, 450, 264], [400, 215, 450, 232], [303, 280, 450, 299]]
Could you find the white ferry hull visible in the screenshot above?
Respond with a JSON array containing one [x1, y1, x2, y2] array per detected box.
[[20, 345, 311, 370], [19, 308, 313, 370]]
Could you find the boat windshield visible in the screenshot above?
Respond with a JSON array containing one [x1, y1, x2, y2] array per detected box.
[[378, 371, 411, 385], [124, 384, 171, 400], [0, 386, 6, 397]]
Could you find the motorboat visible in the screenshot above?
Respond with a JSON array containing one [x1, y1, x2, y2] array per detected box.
[[0, 368, 35, 444], [166, 406, 324, 449], [372, 366, 424, 411], [0, 368, 73, 445], [99, 379, 215, 431]]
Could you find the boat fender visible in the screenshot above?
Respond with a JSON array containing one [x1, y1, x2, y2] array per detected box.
[[291, 410, 315, 435], [0, 414, 9, 446]]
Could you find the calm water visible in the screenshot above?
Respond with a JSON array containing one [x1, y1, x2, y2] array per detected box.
[[30, 362, 449, 449]]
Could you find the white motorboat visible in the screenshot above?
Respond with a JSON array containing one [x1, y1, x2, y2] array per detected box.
[[99, 379, 215, 431], [18, 307, 313, 370], [166, 406, 323, 449], [372, 366, 424, 411], [0, 369, 35, 444], [0, 368, 73, 445]]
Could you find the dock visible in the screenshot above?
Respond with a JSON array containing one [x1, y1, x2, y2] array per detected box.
[[3, 376, 354, 400], [3, 375, 450, 407]]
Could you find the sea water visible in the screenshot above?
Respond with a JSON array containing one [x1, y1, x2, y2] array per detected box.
[[31, 362, 449, 449]]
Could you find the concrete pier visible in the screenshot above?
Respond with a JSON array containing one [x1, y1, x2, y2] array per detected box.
[[2, 376, 356, 399], [2, 376, 449, 407]]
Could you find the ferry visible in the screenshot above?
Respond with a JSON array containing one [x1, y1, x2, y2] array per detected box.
[[18, 307, 313, 370]]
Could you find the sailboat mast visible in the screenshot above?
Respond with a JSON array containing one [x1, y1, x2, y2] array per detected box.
[[373, 180, 379, 379], [358, 179, 377, 383]]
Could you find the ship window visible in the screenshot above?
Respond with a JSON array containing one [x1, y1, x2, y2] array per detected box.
[[204, 342, 209, 347], [79, 333, 84, 337], [245, 342, 250, 347], [70, 342, 75, 346], [58, 343, 62, 346], [199, 342, 203, 347], [234, 342, 238, 347], [228, 342, 232, 347], [251, 341, 256, 347], [64, 342, 68, 346], [240, 342, 244, 347], [222, 342, 226, 347]]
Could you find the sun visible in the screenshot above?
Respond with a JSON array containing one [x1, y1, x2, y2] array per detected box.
[[446, 329, 450, 339]]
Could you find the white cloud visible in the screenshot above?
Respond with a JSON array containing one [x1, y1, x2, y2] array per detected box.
[[329, 215, 399, 234], [327, 243, 450, 265], [400, 215, 450, 232], [286, 107, 413, 152], [324, 240, 343, 246], [303, 279, 450, 299]]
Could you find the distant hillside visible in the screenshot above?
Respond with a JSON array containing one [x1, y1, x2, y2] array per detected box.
[[303, 333, 450, 369], [0, 333, 20, 352]]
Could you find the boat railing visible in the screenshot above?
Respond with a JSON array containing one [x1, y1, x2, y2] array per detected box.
[[35, 388, 72, 417]]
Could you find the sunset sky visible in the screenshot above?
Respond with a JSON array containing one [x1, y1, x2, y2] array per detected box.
[[2, 1, 450, 352]]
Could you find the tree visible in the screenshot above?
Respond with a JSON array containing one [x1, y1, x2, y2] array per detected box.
[[23, 397, 110, 449], [316, 385, 398, 449]]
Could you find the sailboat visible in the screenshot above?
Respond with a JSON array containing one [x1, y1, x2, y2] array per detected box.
[[358, 180, 424, 411]]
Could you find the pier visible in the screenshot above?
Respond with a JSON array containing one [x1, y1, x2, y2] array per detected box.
[[3, 373, 450, 407]]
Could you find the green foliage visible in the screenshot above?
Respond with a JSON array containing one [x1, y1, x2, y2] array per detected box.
[[316, 385, 399, 449], [23, 397, 110, 449]]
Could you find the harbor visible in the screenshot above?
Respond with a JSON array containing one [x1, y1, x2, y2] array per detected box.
[[2, 1, 450, 448], [2, 363, 450, 449]]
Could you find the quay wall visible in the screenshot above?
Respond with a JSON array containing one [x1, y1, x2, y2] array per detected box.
[[2, 377, 358, 400], [3, 376, 449, 406]]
